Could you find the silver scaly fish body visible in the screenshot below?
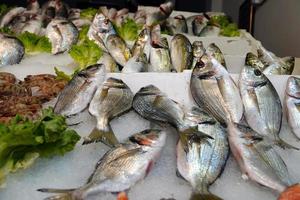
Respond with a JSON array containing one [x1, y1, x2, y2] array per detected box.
[[54, 64, 106, 116], [285, 76, 300, 139], [20, 14, 43, 35], [199, 26, 220, 37], [177, 107, 228, 200], [0, 7, 26, 28], [97, 52, 119, 72], [192, 15, 208, 36], [170, 34, 192, 72], [190, 55, 243, 124], [0, 34, 25, 67], [146, 1, 174, 26], [206, 43, 226, 69], [228, 123, 291, 193], [38, 129, 167, 200], [122, 53, 148, 73], [149, 37, 172, 72], [166, 15, 188, 35], [84, 78, 134, 146], [131, 27, 151, 58]]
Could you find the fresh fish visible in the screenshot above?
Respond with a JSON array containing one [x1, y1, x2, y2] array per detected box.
[[165, 15, 188, 35], [146, 1, 174, 26], [186, 14, 207, 34], [199, 26, 220, 37], [285, 76, 300, 139], [0, 7, 26, 28], [239, 64, 297, 149], [38, 129, 167, 200], [192, 15, 208, 36], [205, 43, 226, 69], [149, 37, 172, 72], [190, 55, 243, 124], [151, 24, 168, 49], [46, 19, 79, 54], [97, 52, 119, 72], [122, 53, 148, 73], [170, 34, 192, 72], [245, 52, 266, 71], [228, 123, 296, 195], [192, 41, 205, 68], [20, 14, 42, 35], [83, 78, 134, 146], [177, 107, 229, 200], [106, 34, 132, 67], [54, 64, 106, 116], [0, 34, 25, 67], [131, 27, 151, 58]]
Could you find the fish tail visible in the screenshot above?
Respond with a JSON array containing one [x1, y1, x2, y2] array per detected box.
[[189, 192, 223, 200], [37, 188, 80, 200], [278, 183, 300, 200], [82, 127, 119, 147], [276, 138, 299, 150]]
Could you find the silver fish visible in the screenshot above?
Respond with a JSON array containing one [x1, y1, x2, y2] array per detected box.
[[151, 24, 168, 49], [199, 26, 220, 37], [146, 1, 174, 26], [84, 78, 134, 146], [245, 52, 266, 71], [38, 129, 167, 200], [186, 14, 207, 35], [170, 34, 192, 72], [20, 14, 43, 35], [149, 37, 172, 72], [97, 52, 119, 72], [166, 15, 188, 35], [46, 19, 79, 54], [0, 7, 26, 28], [192, 41, 205, 68], [285, 76, 300, 139], [206, 43, 226, 69], [131, 27, 151, 58], [239, 65, 296, 149], [228, 123, 293, 193], [190, 55, 243, 124], [54, 64, 106, 116], [106, 34, 131, 67], [0, 34, 25, 67], [192, 15, 208, 36], [122, 53, 148, 73], [177, 107, 228, 200]]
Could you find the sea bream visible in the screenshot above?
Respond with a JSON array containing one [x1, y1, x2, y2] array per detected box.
[[131, 27, 151, 59], [245, 52, 266, 71], [149, 37, 172, 72], [0, 34, 25, 67], [205, 43, 226, 69], [191, 41, 205, 68], [38, 129, 167, 200], [54, 64, 106, 117], [165, 15, 188, 35], [84, 78, 134, 147]]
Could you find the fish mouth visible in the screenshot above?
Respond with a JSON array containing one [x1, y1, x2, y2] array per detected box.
[[129, 130, 161, 146]]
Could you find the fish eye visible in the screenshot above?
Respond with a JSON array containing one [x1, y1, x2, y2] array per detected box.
[[254, 69, 262, 76]]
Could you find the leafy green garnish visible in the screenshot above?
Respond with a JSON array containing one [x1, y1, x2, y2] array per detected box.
[[0, 108, 81, 187], [220, 23, 240, 37], [208, 15, 240, 37], [80, 7, 98, 21], [0, 27, 14, 35], [209, 15, 230, 28], [77, 25, 90, 44], [54, 67, 71, 81], [17, 32, 52, 54], [114, 18, 143, 41], [69, 39, 102, 69]]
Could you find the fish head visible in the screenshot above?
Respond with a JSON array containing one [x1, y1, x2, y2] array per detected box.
[[245, 52, 265, 71], [137, 84, 161, 96], [192, 55, 216, 79], [81, 64, 106, 78], [206, 43, 221, 54], [129, 129, 166, 148], [159, 1, 174, 17], [193, 15, 207, 25], [174, 15, 186, 23], [93, 13, 111, 31], [240, 65, 267, 87], [192, 41, 205, 58], [286, 76, 300, 98]]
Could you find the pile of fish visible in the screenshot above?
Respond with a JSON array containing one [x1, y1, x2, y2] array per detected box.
[[27, 49, 300, 200]]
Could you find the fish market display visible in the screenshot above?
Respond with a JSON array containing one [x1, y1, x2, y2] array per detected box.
[[149, 37, 172, 72], [190, 55, 243, 124], [84, 78, 134, 146], [239, 65, 295, 149], [285, 76, 300, 139], [177, 107, 229, 200], [0, 33, 24, 66], [54, 64, 106, 116], [38, 129, 166, 200], [228, 122, 300, 199]]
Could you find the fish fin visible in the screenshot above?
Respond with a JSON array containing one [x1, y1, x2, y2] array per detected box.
[[176, 169, 187, 181], [82, 127, 119, 147], [279, 183, 300, 200], [117, 191, 128, 200], [189, 192, 223, 200], [275, 138, 299, 150], [37, 188, 77, 200]]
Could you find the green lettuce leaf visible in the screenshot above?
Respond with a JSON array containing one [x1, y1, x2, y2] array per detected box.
[[0, 108, 80, 187], [77, 24, 90, 44], [54, 67, 71, 81], [0, 27, 14, 35], [114, 18, 143, 41], [209, 15, 230, 28], [16, 31, 52, 54], [80, 7, 98, 21], [220, 23, 240, 37]]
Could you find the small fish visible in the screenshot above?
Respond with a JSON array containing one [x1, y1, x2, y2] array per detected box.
[[165, 15, 188, 35], [199, 26, 220, 37], [177, 107, 229, 200], [192, 15, 208, 36], [285, 76, 300, 139], [146, 1, 174, 26], [170, 34, 192, 72], [20, 14, 43, 35], [192, 41, 205, 68], [54, 64, 106, 116], [206, 43, 226, 69], [190, 55, 243, 124], [46, 19, 79, 54], [239, 64, 297, 149], [0, 34, 25, 67], [228, 122, 299, 197], [97, 52, 119, 72], [131, 27, 151, 58], [38, 129, 167, 200], [0, 7, 26, 28], [83, 78, 134, 146], [245, 52, 266, 71], [122, 53, 148, 73], [149, 37, 172, 72], [106, 34, 132, 67]]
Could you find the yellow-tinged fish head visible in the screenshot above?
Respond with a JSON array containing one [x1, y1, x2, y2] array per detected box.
[[286, 76, 300, 98], [192, 55, 216, 79], [129, 129, 166, 147], [240, 65, 267, 87]]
